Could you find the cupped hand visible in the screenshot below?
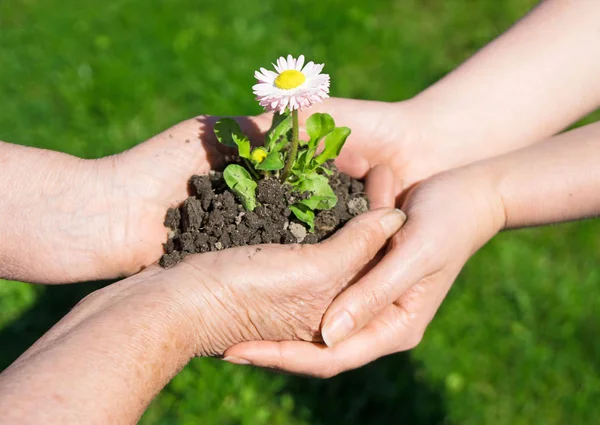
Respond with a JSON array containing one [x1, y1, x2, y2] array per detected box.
[[68, 115, 263, 281], [71, 191, 406, 359], [166, 205, 406, 357], [294, 97, 437, 191], [223, 164, 506, 376]]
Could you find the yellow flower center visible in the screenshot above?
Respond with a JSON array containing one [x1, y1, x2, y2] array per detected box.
[[274, 70, 306, 90], [250, 148, 268, 163]]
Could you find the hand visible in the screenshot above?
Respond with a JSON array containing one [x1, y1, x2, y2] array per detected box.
[[0, 116, 260, 283], [297, 97, 432, 192], [164, 206, 406, 358], [91, 116, 250, 279], [0, 175, 406, 425], [223, 164, 506, 376]]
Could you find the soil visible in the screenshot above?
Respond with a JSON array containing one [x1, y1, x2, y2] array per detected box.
[[159, 166, 369, 268]]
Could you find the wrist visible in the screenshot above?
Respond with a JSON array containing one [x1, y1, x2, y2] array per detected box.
[[435, 162, 506, 250], [402, 95, 474, 175], [461, 162, 506, 237], [387, 99, 444, 185], [157, 262, 262, 358]]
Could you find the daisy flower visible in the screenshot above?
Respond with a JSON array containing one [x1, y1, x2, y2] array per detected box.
[[253, 54, 330, 114]]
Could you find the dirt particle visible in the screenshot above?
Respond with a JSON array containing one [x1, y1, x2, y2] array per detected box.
[[164, 208, 181, 230], [179, 232, 196, 253], [348, 196, 369, 216], [181, 197, 204, 232], [289, 222, 307, 243], [315, 210, 340, 234]]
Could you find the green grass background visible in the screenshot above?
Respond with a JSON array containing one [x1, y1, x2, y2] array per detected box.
[[1, 0, 599, 423]]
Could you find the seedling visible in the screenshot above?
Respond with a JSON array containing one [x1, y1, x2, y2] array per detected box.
[[214, 55, 350, 231]]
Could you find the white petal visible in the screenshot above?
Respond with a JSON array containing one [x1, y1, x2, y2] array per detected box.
[[278, 57, 288, 71], [287, 54, 294, 70], [302, 61, 314, 75], [261, 67, 278, 79], [296, 55, 305, 70], [312, 64, 324, 75], [280, 97, 288, 109]]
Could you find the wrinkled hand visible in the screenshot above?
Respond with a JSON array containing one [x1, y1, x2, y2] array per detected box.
[[223, 165, 506, 376], [74, 198, 406, 360], [169, 205, 406, 357], [64, 115, 262, 281]]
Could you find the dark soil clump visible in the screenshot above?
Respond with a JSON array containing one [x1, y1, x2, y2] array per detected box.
[[159, 166, 368, 268]]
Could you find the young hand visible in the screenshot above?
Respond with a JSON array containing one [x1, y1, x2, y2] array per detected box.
[[223, 119, 600, 377]]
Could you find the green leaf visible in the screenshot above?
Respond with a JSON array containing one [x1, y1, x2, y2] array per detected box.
[[306, 113, 335, 150], [292, 149, 309, 174], [299, 195, 335, 210], [317, 166, 334, 176], [214, 118, 251, 159], [266, 112, 292, 151], [305, 113, 336, 167], [237, 138, 251, 159], [256, 151, 284, 171], [293, 173, 337, 210], [315, 127, 351, 165], [223, 164, 257, 211], [289, 203, 315, 232]]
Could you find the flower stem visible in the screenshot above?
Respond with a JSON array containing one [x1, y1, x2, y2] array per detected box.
[[243, 158, 260, 180], [280, 109, 299, 182]]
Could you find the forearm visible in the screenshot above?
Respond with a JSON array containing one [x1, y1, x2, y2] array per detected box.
[[0, 271, 203, 424], [0, 141, 111, 283], [411, 0, 600, 169], [487, 121, 600, 229]]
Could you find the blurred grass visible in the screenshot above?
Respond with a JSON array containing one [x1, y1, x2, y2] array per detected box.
[[1, 0, 599, 424]]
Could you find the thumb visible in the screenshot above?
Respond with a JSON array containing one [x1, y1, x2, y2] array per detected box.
[[320, 220, 432, 348], [315, 207, 407, 280]]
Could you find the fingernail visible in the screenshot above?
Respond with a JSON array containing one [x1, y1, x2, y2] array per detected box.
[[222, 356, 252, 365], [322, 310, 355, 347], [379, 208, 407, 237]]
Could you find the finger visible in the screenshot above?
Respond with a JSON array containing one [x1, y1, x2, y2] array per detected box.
[[296, 97, 382, 124], [317, 208, 406, 277], [334, 151, 371, 179], [365, 164, 396, 209], [223, 307, 405, 378], [123, 115, 270, 174], [321, 222, 431, 348]]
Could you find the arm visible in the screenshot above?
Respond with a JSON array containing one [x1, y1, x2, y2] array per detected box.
[[297, 0, 600, 189], [412, 0, 600, 170], [0, 115, 245, 284], [223, 120, 600, 376], [493, 121, 600, 227], [0, 141, 110, 283]]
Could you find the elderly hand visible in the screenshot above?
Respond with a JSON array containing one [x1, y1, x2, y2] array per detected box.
[[0, 178, 406, 424], [0, 116, 260, 283]]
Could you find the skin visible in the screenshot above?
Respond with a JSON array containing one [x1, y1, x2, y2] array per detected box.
[[225, 0, 600, 374], [0, 116, 261, 284], [224, 119, 600, 377], [0, 207, 406, 424]]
